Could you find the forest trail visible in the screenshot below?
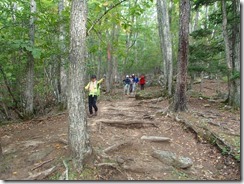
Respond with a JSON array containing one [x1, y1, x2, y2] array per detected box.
[[0, 80, 240, 180]]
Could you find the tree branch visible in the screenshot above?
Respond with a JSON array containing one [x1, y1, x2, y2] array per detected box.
[[0, 65, 24, 119], [87, 0, 128, 35]]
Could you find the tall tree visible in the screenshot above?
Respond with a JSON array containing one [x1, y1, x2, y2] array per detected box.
[[58, 0, 68, 109], [229, 0, 240, 107], [68, 0, 92, 170], [25, 0, 36, 117], [105, 22, 120, 93], [171, 0, 190, 112], [156, 0, 173, 96], [221, 0, 231, 69]]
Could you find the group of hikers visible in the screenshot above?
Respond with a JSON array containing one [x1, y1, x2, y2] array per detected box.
[[123, 74, 146, 95], [85, 74, 146, 117]]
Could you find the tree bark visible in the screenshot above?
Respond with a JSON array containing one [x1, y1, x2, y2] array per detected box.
[[58, 0, 68, 109], [68, 0, 92, 171], [171, 0, 190, 112], [221, 0, 232, 69], [229, 0, 240, 108], [0, 140, 3, 159], [105, 41, 113, 93], [156, 0, 173, 96], [25, 0, 36, 117]]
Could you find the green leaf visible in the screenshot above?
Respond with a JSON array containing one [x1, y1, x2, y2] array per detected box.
[[6, 73, 12, 77], [32, 48, 42, 59], [230, 71, 240, 81]]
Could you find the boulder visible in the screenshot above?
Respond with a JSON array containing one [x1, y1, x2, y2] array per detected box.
[[152, 150, 193, 169]]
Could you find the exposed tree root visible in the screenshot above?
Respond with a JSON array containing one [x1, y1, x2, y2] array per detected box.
[[31, 158, 54, 171], [140, 136, 171, 142], [98, 119, 158, 128], [26, 166, 56, 180]]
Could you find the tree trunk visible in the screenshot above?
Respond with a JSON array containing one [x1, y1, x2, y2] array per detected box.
[[25, 0, 36, 117], [221, 0, 232, 104], [112, 25, 120, 86], [58, 0, 68, 109], [156, 0, 167, 90], [106, 41, 113, 93], [106, 21, 119, 93], [156, 0, 173, 96], [68, 0, 92, 171], [0, 140, 3, 159], [229, 0, 240, 108], [221, 0, 232, 69], [171, 0, 190, 112], [97, 28, 102, 79], [123, 0, 138, 71]]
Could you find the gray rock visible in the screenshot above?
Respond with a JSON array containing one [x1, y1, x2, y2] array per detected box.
[[152, 150, 193, 169]]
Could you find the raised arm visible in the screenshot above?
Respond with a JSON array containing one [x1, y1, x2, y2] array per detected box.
[[97, 78, 105, 84]]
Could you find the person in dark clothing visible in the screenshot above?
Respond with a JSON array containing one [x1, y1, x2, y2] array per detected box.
[[123, 75, 131, 95], [132, 74, 139, 93], [129, 75, 133, 93]]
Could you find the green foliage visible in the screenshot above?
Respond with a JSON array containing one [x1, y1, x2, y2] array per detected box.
[[230, 70, 240, 81], [190, 28, 212, 39], [0, 0, 237, 120], [189, 3, 228, 78], [192, 0, 218, 10]]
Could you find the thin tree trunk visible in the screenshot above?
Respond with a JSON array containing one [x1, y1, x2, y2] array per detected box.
[[58, 0, 67, 109], [156, 0, 167, 89], [97, 29, 102, 79], [200, 71, 203, 93], [156, 0, 173, 96], [25, 0, 36, 117], [68, 0, 92, 171], [171, 0, 190, 112], [221, 0, 232, 69], [123, 0, 138, 71], [112, 25, 120, 84], [106, 21, 119, 93], [0, 140, 2, 159], [106, 41, 113, 93]]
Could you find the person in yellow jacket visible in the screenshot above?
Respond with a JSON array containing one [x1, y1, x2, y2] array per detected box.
[[85, 75, 104, 117]]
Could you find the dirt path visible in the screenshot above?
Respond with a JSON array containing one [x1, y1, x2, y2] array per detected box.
[[0, 82, 240, 180]]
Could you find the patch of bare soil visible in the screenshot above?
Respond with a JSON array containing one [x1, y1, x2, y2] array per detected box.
[[0, 79, 240, 180]]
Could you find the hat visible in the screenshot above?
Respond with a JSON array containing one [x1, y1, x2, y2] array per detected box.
[[91, 75, 96, 79], [126, 75, 129, 78]]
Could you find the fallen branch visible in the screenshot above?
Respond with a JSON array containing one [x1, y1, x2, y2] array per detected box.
[[31, 158, 54, 171], [141, 136, 171, 142]]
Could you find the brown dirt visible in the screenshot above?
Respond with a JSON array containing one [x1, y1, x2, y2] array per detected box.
[[0, 79, 240, 180]]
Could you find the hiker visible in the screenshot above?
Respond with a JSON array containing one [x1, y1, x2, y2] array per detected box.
[[123, 75, 131, 95], [139, 74, 146, 90], [85, 75, 104, 117], [132, 74, 139, 93], [129, 75, 134, 94]]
